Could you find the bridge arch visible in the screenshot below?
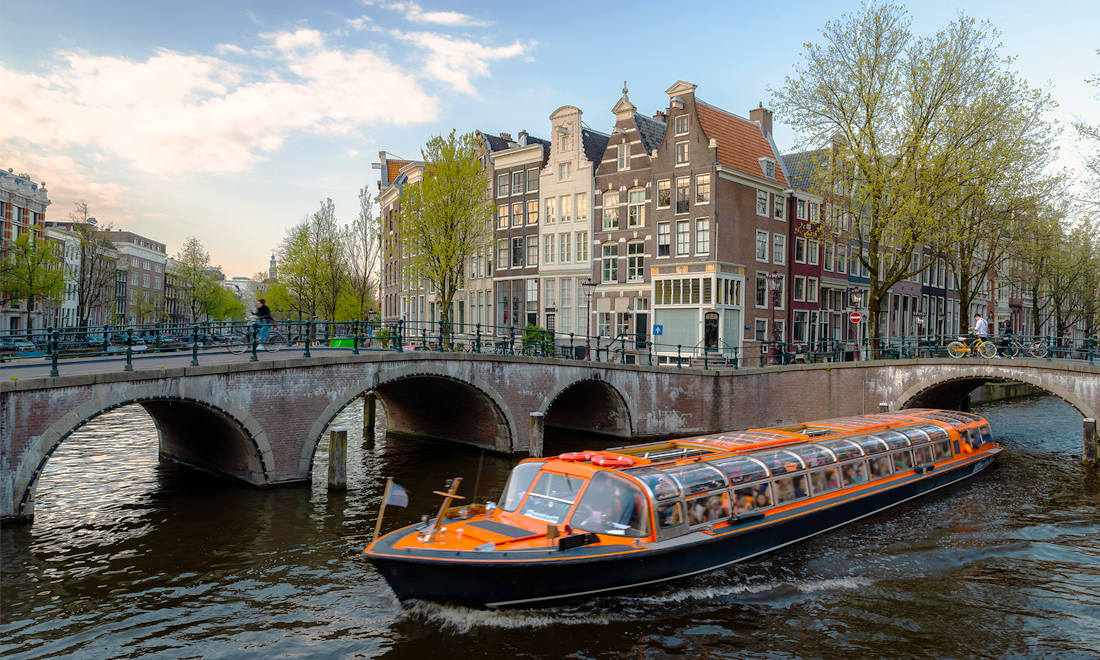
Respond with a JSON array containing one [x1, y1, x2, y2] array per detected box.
[[894, 366, 1097, 419], [539, 377, 634, 438], [13, 386, 275, 520], [301, 364, 517, 476]]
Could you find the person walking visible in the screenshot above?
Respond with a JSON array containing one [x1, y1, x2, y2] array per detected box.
[[254, 298, 275, 350]]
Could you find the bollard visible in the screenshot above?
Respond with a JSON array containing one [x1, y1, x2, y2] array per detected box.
[[529, 412, 546, 458], [879, 402, 890, 413], [328, 426, 348, 490], [363, 392, 377, 447], [1084, 418, 1097, 466]]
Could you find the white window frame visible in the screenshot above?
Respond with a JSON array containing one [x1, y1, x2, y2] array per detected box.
[[676, 220, 690, 256], [695, 173, 710, 205], [675, 141, 689, 166], [675, 114, 689, 135], [774, 194, 785, 221], [793, 275, 806, 302], [618, 143, 630, 171], [627, 242, 645, 282], [695, 218, 710, 254], [808, 240, 819, 266], [657, 222, 671, 258], [756, 189, 768, 216], [773, 234, 785, 265], [756, 230, 769, 262], [657, 179, 671, 208], [627, 189, 645, 227]]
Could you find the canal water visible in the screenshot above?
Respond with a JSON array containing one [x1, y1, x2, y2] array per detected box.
[[2, 396, 1098, 659]]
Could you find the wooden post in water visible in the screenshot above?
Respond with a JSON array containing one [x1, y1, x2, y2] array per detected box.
[[529, 412, 545, 458], [328, 426, 347, 491], [1084, 418, 1097, 466], [362, 392, 376, 448]]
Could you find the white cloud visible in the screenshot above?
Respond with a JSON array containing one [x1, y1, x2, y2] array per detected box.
[[365, 1, 489, 27], [347, 148, 361, 157], [0, 34, 441, 175], [392, 30, 529, 94], [347, 15, 374, 32]]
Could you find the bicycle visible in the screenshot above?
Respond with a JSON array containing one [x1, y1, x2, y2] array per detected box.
[[229, 317, 289, 354], [946, 333, 997, 359], [1005, 337, 1046, 358]]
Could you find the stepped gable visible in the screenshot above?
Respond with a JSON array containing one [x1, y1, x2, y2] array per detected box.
[[695, 99, 788, 186]]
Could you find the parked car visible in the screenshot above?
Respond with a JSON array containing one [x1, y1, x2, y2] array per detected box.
[[107, 334, 148, 354]]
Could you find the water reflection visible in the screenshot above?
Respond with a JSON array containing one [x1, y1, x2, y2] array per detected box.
[[2, 395, 1099, 659]]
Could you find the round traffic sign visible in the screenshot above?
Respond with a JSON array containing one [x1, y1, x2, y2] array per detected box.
[[849, 311, 862, 324]]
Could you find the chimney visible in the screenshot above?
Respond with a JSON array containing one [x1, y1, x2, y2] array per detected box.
[[499, 132, 512, 141], [518, 129, 529, 144], [750, 103, 773, 138], [653, 110, 667, 123]]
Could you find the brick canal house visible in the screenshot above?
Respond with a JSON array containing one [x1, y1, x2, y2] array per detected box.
[[376, 151, 422, 327], [538, 104, 608, 348]]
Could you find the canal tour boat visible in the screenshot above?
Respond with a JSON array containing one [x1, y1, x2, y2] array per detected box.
[[364, 409, 1000, 608]]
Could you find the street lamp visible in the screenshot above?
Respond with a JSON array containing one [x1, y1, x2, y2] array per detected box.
[[767, 270, 784, 364], [914, 310, 925, 358], [581, 277, 597, 360], [849, 287, 864, 360]]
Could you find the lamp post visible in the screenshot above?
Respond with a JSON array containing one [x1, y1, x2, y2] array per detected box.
[[849, 287, 864, 360], [767, 270, 784, 364], [914, 310, 925, 358], [581, 277, 597, 361]]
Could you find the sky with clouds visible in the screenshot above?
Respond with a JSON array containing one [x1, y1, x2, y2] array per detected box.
[[2, 0, 1097, 278]]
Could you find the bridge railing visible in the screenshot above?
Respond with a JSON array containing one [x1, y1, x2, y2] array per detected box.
[[1, 319, 1095, 375]]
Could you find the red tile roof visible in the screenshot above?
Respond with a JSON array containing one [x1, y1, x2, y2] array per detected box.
[[695, 100, 787, 187], [386, 160, 412, 187]]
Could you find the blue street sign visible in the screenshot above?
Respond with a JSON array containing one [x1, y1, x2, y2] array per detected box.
[[653, 325, 663, 336]]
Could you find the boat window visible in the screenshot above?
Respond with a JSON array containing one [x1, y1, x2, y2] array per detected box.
[[663, 464, 727, 495], [960, 428, 979, 452], [892, 450, 913, 471], [917, 424, 950, 443], [867, 455, 893, 479], [500, 462, 543, 512], [733, 483, 773, 514], [567, 472, 650, 537], [979, 424, 993, 445], [518, 472, 584, 524], [914, 445, 935, 465], [785, 444, 836, 468], [853, 435, 889, 455], [809, 467, 841, 495], [840, 461, 868, 486], [774, 474, 810, 505], [687, 492, 731, 526], [656, 501, 684, 528], [933, 440, 953, 461], [631, 469, 681, 501], [905, 427, 932, 444], [752, 450, 805, 476], [710, 456, 769, 485], [874, 430, 911, 450], [815, 438, 863, 461]]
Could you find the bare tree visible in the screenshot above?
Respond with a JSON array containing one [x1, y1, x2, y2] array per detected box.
[[345, 185, 381, 322], [66, 201, 118, 329]]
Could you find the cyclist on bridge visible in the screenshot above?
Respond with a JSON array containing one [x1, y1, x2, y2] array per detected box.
[[253, 299, 275, 351], [973, 313, 989, 338]]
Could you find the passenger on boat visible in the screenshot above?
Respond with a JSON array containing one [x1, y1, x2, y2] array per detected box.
[[734, 491, 754, 514], [657, 502, 683, 527], [706, 494, 729, 521], [776, 479, 796, 504], [825, 468, 840, 489], [894, 452, 913, 471], [754, 485, 772, 508], [842, 463, 867, 486], [792, 476, 808, 498], [869, 457, 891, 479]]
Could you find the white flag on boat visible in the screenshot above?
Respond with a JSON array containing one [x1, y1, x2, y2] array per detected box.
[[384, 482, 409, 508]]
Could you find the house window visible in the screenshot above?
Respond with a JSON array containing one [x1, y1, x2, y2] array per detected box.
[[558, 162, 571, 180], [575, 193, 588, 221], [755, 319, 768, 342], [676, 220, 689, 255], [496, 239, 507, 268], [154, 276, 162, 290], [131, 257, 139, 267], [675, 141, 689, 165], [657, 179, 671, 208], [837, 244, 847, 274], [618, 143, 629, 171], [807, 277, 819, 303], [765, 160, 775, 179], [774, 195, 785, 220], [627, 189, 645, 227], [756, 190, 768, 216], [142, 273, 151, 287], [628, 242, 645, 282], [559, 132, 571, 152], [824, 242, 834, 271], [527, 235, 538, 266], [675, 114, 689, 135], [756, 230, 768, 262], [512, 202, 523, 227], [794, 276, 805, 301], [527, 199, 539, 225], [808, 240, 819, 266], [773, 234, 785, 265], [142, 260, 150, 270], [497, 174, 509, 197], [675, 177, 690, 214], [657, 222, 671, 257], [544, 235, 555, 264], [795, 238, 806, 263], [756, 273, 767, 308], [498, 204, 509, 229], [512, 171, 523, 194], [130, 271, 138, 285], [546, 197, 556, 224], [602, 243, 619, 282], [527, 168, 538, 192], [560, 233, 571, 262], [794, 311, 808, 342], [559, 195, 571, 223], [512, 238, 524, 267], [797, 199, 806, 220], [154, 263, 162, 273], [809, 203, 819, 223], [695, 173, 710, 204], [576, 232, 588, 261], [695, 218, 710, 254], [602, 191, 620, 229]]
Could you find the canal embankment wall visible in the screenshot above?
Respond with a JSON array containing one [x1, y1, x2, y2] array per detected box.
[[968, 381, 1044, 404]]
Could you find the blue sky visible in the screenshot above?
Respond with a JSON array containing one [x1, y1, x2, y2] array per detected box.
[[2, 0, 1097, 277]]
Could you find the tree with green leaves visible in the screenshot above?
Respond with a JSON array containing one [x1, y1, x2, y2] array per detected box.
[[398, 130, 494, 333], [175, 236, 222, 323], [0, 233, 65, 330], [772, 2, 1060, 341]]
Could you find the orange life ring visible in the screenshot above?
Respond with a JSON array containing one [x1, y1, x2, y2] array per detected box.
[[590, 454, 634, 468], [558, 451, 594, 462]]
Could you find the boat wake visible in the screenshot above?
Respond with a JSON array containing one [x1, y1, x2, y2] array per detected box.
[[402, 600, 621, 633], [633, 576, 875, 604]]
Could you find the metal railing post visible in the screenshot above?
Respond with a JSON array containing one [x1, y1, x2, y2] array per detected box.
[[124, 327, 134, 372], [475, 323, 482, 354], [508, 325, 515, 355], [49, 327, 59, 378], [677, 344, 682, 368], [250, 321, 259, 362], [352, 319, 360, 355], [190, 325, 200, 366], [596, 336, 601, 362], [303, 320, 312, 358]]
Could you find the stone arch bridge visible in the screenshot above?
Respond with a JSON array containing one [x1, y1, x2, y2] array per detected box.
[[2, 353, 1098, 522]]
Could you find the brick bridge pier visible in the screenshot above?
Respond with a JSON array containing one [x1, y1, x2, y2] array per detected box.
[[3, 353, 1098, 522]]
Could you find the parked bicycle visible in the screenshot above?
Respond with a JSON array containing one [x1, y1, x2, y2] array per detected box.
[[1005, 337, 1047, 358], [947, 333, 997, 359]]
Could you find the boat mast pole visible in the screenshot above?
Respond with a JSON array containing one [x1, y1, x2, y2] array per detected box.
[[372, 477, 393, 542], [424, 477, 464, 543]]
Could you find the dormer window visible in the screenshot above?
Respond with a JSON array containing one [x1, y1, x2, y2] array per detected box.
[[675, 115, 689, 135], [759, 157, 776, 180]]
